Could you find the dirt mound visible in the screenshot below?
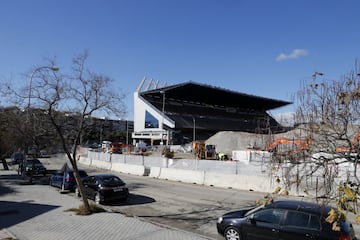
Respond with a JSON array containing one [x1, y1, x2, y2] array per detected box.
[[206, 128, 306, 156]]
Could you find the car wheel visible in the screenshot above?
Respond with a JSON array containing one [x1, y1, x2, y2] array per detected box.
[[95, 192, 102, 204], [74, 187, 81, 198], [224, 227, 241, 240]]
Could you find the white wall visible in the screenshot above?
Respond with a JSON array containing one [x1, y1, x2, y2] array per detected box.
[[83, 149, 360, 197], [133, 91, 175, 133]]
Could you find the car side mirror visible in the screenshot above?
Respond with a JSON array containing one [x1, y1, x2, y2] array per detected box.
[[248, 214, 256, 224]]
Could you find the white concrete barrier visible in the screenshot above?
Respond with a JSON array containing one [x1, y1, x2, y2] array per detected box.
[[78, 157, 92, 166], [232, 150, 271, 164], [111, 162, 146, 176], [80, 156, 274, 193], [149, 166, 161, 178], [203, 172, 273, 192], [158, 168, 205, 185], [91, 159, 111, 170]]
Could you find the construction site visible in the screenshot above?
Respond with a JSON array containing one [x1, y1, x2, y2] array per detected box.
[[205, 125, 313, 160], [77, 79, 359, 198], [128, 78, 352, 162]]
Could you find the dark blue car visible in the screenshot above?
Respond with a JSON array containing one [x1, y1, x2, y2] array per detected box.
[[217, 200, 357, 240], [50, 169, 88, 191], [75, 174, 129, 204]]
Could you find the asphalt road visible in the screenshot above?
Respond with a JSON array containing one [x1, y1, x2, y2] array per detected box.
[[8, 154, 360, 239], [15, 155, 268, 239]]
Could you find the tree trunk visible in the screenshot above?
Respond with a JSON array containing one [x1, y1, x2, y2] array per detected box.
[[70, 156, 91, 214], [1, 158, 9, 170]]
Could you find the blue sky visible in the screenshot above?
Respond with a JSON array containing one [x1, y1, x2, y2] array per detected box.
[[1, 0, 360, 121]]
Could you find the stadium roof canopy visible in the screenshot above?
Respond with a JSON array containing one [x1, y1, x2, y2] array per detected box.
[[136, 81, 292, 143], [140, 81, 291, 111]]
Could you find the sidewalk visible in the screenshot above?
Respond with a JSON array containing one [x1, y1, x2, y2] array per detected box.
[[0, 169, 213, 240]]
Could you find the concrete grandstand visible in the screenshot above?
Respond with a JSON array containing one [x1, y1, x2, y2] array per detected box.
[[132, 77, 291, 146]]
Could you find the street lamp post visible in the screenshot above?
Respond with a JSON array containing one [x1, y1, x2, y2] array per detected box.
[[26, 65, 59, 164], [99, 117, 106, 144], [126, 120, 129, 145], [160, 90, 165, 145], [192, 116, 198, 169], [27, 66, 59, 121], [192, 116, 196, 142]]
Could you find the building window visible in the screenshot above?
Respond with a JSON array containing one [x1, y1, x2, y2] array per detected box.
[[145, 111, 159, 128]]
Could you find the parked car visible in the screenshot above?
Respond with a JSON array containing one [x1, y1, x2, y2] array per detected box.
[[22, 158, 47, 176], [50, 169, 88, 191], [11, 152, 25, 165], [217, 200, 357, 240], [75, 174, 129, 204]]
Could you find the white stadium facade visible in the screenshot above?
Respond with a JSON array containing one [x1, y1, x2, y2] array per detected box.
[[132, 78, 291, 146]]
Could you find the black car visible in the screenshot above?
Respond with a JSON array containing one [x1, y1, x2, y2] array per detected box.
[[11, 152, 25, 165], [22, 158, 47, 176], [50, 169, 88, 191], [217, 200, 357, 240], [75, 174, 129, 204]]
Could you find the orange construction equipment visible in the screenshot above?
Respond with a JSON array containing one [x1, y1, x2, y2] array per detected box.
[[265, 137, 311, 152], [336, 132, 360, 153], [205, 144, 217, 159], [192, 141, 205, 159], [109, 142, 124, 154], [265, 137, 311, 162], [192, 141, 217, 160], [107, 142, 132, 154]]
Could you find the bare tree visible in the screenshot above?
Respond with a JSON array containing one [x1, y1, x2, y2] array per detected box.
[[21, 51, 126, 213], [0, 107, 26, 170], [292, 61, 360, 214]]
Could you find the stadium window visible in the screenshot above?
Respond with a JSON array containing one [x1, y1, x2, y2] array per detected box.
[[145, 111, 159, 128]]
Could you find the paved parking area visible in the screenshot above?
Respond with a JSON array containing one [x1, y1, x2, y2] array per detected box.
[[0, 169, 213, 240]]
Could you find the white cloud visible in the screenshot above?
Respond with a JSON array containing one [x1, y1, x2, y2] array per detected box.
[[276, 49, 309, 61]]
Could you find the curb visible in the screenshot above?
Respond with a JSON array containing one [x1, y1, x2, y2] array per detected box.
[[0, 229, 17, 240]]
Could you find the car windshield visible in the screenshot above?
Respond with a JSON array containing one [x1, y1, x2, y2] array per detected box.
[[244, 205, 265, 217], [78, 171, 88, 177], [100, 175, 124, 184], [26, 159, 41, 165], [12, 153, 24, 159], [67, 170, 88, 177]]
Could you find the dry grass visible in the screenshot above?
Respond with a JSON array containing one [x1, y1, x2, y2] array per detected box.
[[66, 202, 106, 215]]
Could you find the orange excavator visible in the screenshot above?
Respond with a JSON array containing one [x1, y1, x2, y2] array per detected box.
[[336, 132, 360, 153], [265, 137, 311, 152], [265, 137, 311, 162], [109, 142, 132, 154]]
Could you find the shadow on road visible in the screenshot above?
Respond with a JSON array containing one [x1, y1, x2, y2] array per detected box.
[[0, 173, 20, 196], [0, 201, 60, 228], [106, 193, 155, 206], [127, 182, 149, 190], [0, 171, 61, 229], [0, 182, 16, 196]]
